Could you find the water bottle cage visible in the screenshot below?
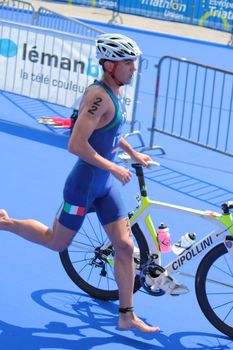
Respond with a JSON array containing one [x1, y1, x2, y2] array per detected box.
[[172, 232, 196, 255]]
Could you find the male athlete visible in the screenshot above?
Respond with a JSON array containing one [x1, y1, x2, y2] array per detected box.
[[0, 34, 164, 332]]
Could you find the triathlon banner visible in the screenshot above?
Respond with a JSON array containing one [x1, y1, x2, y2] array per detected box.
[[57, 0, 233, 32], [0, 20, 139, 121]]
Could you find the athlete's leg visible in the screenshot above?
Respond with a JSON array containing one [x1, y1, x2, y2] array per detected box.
[[94, 181, 160, 333], [104, 217, 160, 333], [0, 209, 76, 252], [105, 217, 134, 306]]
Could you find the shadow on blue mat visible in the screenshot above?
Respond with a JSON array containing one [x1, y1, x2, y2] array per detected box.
[[0, 118, 69, 149], [0, 318, 230, 350], [1, 289, 224, 350], [144, 165, 233, 208]]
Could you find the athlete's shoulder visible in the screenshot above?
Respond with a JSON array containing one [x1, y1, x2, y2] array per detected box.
[[84, 83, 108, 100], [80, 83, 111, 110], [77, 84, 110, 118]]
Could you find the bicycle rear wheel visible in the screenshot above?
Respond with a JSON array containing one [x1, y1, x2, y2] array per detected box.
[[59, 212, 149, 300], [195, 243, 233, 338]]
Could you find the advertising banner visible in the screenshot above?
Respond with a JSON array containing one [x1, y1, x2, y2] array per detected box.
[[118, 0, 233, 30], [196, 0, 233, 31], [119, 0, 192, 22], [0, 21, 139, 121], [62, 0, 233, 32]]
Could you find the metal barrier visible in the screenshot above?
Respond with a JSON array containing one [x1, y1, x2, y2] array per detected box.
[[0, 0, 105, 110], [0, 0, 107, 109], [0, 0, 104, 36], [35, 7, 104, 37], [0, 0, 146, 148], [149, 56, 233, 157], [0, 0, 35, 24]]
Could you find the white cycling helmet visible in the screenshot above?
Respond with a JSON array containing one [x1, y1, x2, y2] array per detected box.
[[96, 33, 142, 61]]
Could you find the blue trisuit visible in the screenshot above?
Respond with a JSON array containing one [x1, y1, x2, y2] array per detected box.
[[57, 81, 128, 231]]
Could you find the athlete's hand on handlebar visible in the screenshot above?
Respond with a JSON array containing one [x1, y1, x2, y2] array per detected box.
[[130, 151, 155, 169], [118, 152, 160, 168]]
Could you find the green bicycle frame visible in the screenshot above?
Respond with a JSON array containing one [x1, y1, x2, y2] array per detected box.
[[129, 192, 233, 273]]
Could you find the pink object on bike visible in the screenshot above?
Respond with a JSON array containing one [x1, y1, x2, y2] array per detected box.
[[157, 223, 172, 253]]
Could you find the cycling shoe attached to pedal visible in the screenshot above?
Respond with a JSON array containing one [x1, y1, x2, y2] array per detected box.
[[145, 270, 189, 296]]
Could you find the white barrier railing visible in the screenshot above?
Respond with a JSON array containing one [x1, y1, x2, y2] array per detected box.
[[0, 20, 139, 122]]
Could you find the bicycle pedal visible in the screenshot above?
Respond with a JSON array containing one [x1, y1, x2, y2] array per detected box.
[[169, 282, 189, 296], [149, 273, 189, 295]]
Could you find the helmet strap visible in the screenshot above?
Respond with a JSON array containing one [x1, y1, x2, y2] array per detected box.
[[105, 61, 124, 86]]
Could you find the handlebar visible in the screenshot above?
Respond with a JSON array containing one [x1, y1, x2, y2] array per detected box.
[[118, 152, 160, 168], [222, 202, 233, 214], [118, 154, 233, 210], [118, 152, 160, 197]]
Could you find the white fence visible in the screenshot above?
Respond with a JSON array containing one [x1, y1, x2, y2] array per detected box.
[[0, 1, 140, 122]]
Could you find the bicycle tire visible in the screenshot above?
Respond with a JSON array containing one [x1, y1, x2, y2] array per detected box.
[[195, 243, 233, 338], [59, 212, 149, 300]]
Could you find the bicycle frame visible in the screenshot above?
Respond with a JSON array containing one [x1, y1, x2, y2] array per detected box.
[[130, 196, 233, 273], [129, 162, 233, 273]]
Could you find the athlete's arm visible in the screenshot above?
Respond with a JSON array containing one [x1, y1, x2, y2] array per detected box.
[[68, 87, 132, 184]]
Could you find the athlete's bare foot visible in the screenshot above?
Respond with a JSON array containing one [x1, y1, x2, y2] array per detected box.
[[119, 313, 160, 333], [0, 209, 9, 228]]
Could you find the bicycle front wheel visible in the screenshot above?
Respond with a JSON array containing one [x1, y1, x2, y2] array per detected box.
[[195, 243, 233, 338], [59, 212, 149, 300]]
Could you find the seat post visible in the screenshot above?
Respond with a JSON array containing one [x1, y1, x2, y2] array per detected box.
[[132, 163, 147, 197]]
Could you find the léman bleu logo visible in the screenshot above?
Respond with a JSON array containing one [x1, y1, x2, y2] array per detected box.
[[0, 39, 134, 85], [0, 39, 100, 77], [0, 39, 18, 57]]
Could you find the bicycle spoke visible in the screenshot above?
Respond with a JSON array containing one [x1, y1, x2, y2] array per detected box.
[[176, 271, 233, 289], [70, 257, 91, 264], [207, 292, 233, 295], [212, 260, 233, 278], [70, 244, 117, 291], [199, 244, 233, 338], [212, 300, 233, 310], [79, 222, 100, 247], [223, 306, 233, 322], [80, 263, 92, 274], [224, 254, 233, 277], [177, 271, 195, 279], [212, 301, 233, 324], [59, 213, 148, 301], [205, 278, 233, 289], [86, 264, 95, 284], [79, 229, 101, 248]]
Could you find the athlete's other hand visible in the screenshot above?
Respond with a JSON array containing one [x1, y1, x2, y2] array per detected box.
[[111, 164, 132, 185]]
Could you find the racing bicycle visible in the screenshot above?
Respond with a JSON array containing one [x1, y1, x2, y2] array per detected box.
[[59, 156, 233, 338]]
